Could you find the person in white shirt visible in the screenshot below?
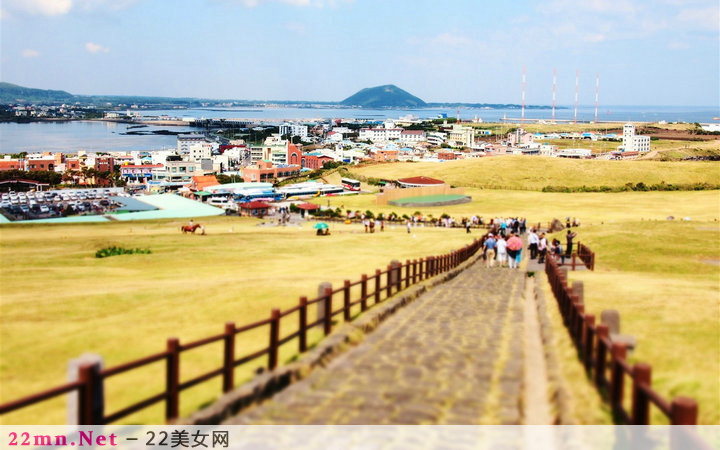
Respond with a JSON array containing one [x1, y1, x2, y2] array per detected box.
[[495, 235, 508, 267], [538, 233, 548, 264], [528, 229, 539, 259]]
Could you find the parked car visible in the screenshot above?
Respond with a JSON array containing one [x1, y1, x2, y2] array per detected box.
[[40, 205, 50, 214]]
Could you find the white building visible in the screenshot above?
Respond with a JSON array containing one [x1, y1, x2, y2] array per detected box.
[[189, 142, 213, 161], [447, 124, 475, 148], [399, 130, 426, 143], [279, 123, 309, 139], [622, 124, 651, 153], [358, 128, 403, 142], [177, 134, 206, 154], [427, 132, 446, 147]]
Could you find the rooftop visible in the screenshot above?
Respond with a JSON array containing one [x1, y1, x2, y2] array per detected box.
[[397, 176, 445, 186]]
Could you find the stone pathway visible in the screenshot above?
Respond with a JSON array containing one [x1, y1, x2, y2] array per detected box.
[[226, 262, 532, 425]]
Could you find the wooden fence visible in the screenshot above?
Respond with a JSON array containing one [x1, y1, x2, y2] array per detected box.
[[544, 256, 700, 427], [576, 241, 595, 271], [0, 239, 482, 425]]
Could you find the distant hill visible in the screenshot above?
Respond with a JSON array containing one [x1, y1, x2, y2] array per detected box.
[[0, 82, 75, 104], [340, 85, 427, 108]]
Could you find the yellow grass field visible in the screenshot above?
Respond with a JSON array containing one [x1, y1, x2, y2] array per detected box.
[[321, 189, 720, 224], [347, 157, 720, 190], [546, 222, 720, 424], [0, 217, 478, 424]]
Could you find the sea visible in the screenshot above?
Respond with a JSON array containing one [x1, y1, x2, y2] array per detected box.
[[1, 105, 718, 154]]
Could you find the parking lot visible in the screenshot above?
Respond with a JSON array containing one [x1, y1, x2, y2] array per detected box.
[[0, 188, 126, 222]]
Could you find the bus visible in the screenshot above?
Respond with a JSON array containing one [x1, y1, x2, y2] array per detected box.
[[341, 178, 361, 192]]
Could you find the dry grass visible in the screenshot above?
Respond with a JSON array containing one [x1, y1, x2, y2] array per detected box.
[[322, 189, 720, 223], [546, 222, 720, 424], [0, 216, 477, 424], [350, 156, 720, 190]]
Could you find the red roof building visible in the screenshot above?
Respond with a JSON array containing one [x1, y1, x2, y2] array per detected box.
[[240, 201, 270, 217], [397, 176, 445, 187]]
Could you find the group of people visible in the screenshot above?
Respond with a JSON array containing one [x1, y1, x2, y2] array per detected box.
[[481, 231, 524, 269], [362, 217, 385, 233], [527, 228, 577, 264]]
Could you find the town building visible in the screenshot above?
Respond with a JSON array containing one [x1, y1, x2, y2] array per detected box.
[[120, 164, 163, 183], [0, 157, 24, 171], [622, 124, 651, 153], [399, 130, 426, 144], [447, 124, 475, 148], [279, 123, 309, 139], [177, 134, 207, 154], [302, 153, 334, 169], [242, 160, 301, 182], [397, 176, 445, 188]]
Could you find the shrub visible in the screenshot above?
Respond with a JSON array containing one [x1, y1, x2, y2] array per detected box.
[[95, 246, 151, 258]]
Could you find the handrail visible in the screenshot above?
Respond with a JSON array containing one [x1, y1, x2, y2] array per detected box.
[[544, 254, 699, 427], [0, 381, 82, 415], [101, 351, 170, 378]]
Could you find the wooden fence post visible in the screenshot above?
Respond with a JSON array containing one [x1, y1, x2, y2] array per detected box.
[[299, 296, 308, 352], [323, 287, 332, 335], [223, 322, 235, 393], [419, 258, 424, 281], [360, 275, 368, 312], [165, 337, 180, 422], [405, 259, 411, 288], [343, 280, 351, 322], [595, 324, 609, 388], [386, 265, 393, 297], [610, 342, 627, 414], [670, 397, 698, 425], [632, 363, 651, 425], [374, 269, 381, 304], [268, 309, 280, 370], [77, 362, 103, 425], [412, 259, 417, 284], [584, 315, 595, 372]]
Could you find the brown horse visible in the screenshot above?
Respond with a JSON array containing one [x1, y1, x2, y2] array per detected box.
[[181, 224, 201, 234]]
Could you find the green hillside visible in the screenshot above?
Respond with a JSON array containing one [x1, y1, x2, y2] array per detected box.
[[0, 82, 75, 104], [340, 84, 427, 108]]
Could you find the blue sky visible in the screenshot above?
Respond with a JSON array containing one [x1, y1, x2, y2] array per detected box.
[[1, 0, 718, 106]]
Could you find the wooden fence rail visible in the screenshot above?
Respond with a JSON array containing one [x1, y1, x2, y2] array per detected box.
[[0, 239, 482, 425], [544, 256, 699, 426]]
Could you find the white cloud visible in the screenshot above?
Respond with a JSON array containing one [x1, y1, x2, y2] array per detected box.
[[228, 0, 351, 7], [21, 49, 41, 58], [3, 0, 72, 16], [85, 42, 110, 53], [677, 5, 720, 31], [1, 0, 140, 18]]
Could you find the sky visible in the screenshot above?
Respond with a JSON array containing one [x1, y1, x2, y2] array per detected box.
[[1, 0, 718, 107]]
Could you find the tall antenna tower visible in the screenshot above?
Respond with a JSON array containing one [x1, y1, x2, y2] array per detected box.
[[456, 107, 460, 124], [594, 72, 600, 124], [552, 69, 557, 123], [521, 66, 526, 127], [574, 70, 579, 125]]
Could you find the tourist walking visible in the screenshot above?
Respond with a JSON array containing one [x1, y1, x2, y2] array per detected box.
[[565, 229, 577, 257], [496, 235, 507, 267], [528, 228, 539, 259], [484, 234, 497, 268], [506, 233, 523, 269], [538, 233, 548, 264], [407, 220, 412, 234]]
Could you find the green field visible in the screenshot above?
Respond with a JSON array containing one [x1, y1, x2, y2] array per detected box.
[[348, 157, 720, 190], [546, 222, 720, 424], [0, 217, 478, 424]]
